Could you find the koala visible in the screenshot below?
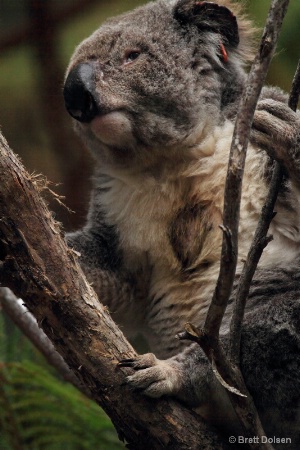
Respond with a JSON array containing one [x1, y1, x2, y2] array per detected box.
[[63, 0, 300, 447]]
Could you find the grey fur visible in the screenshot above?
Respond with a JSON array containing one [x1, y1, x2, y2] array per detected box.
[[64, 1, 300, 447]]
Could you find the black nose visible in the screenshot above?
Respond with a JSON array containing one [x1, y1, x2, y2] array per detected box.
[[63, 63, 99, 123]]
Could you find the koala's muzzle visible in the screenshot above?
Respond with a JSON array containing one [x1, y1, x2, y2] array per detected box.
[[64, 63, 99, 123]]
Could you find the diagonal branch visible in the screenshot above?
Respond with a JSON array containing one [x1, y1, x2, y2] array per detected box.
[[0, 134, 227, 450]]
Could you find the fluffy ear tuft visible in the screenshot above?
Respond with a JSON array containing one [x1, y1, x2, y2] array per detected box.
[[173, 0, 256, 62], [174, 0, 239, 47]]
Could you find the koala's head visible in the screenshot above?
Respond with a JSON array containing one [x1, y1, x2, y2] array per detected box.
[[64, 0, 254, 172]]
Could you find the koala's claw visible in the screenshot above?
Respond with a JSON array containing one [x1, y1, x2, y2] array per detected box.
[[119, 353, 182, 398], [118, 358, 137, 368]]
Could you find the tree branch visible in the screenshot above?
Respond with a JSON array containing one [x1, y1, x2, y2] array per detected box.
[[0, 287, 92, 398], [229, 59, 300, 364], [0, 134, 228, 449], [289, 60, 300, 112], [204, 0, 290, 339], [180, 1, 291, 448]]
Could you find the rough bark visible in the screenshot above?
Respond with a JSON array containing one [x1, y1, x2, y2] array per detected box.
[[0, 133, 229, 449]]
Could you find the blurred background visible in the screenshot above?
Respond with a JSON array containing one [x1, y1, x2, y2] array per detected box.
[[0, 1, 299, 449], [0, 0, 299, 231]]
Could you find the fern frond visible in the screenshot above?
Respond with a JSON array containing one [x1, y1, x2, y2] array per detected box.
[[0, 361, 123, 449]]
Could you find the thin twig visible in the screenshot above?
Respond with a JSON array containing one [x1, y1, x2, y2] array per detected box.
[[229, 59, 300, 365], [0, 287, 92, 398], [289, 60, 300, 111]]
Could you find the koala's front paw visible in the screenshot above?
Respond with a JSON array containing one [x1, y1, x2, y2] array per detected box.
[[118, 353, 183, 398], [252, 99, 300, 173]]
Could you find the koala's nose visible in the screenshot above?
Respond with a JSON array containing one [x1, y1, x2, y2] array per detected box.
[[63, 63, 99, 123]]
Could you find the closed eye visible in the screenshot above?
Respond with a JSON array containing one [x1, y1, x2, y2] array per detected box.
[[124, 49, 141, 65]]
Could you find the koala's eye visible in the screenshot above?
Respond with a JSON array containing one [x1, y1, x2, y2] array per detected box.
[[124, 49, 141, 65]]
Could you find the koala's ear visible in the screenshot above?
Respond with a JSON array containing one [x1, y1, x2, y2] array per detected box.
[[174, 0, 239, 48]]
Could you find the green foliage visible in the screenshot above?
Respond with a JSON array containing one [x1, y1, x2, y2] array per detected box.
[[0, 312, 124, 450]]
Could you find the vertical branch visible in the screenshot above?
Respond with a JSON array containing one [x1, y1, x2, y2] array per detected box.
[[180, 1, 291, 448], [204, 0, 290, 339], [229, 60, 300, 365], [288, 60, 300, 111]]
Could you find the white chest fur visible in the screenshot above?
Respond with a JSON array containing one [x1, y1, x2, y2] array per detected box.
[[92, 121, 300, 354], [96, 121, 300, 279], [97, 174, 182, 272]]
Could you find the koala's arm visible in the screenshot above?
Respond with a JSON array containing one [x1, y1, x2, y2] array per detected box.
[[66, 230, 134, 313], [251, 87, 300, 186], [66, 191, 136, 314], [121, 265, 300, 442], [122, 296, 300, 408]]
